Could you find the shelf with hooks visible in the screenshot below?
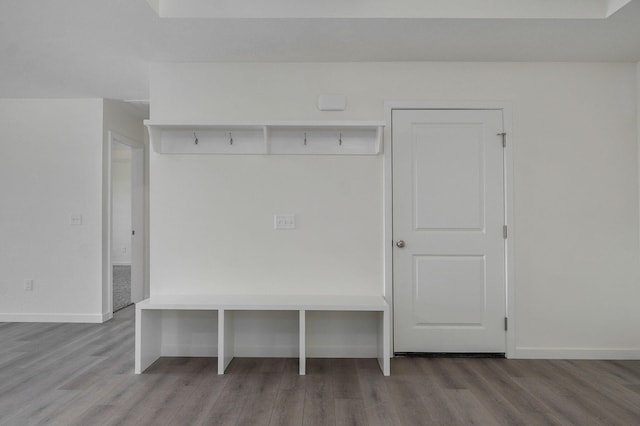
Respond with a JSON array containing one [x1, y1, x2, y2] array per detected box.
[[144, 121, 384, 155]]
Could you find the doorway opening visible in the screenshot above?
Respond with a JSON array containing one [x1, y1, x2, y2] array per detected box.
[[108, 132, 144, 313]]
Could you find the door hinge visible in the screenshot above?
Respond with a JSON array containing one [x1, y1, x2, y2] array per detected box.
[[503, 225, 508, 239], [498, 132, 507, 148], [504, 317, 508, 331]]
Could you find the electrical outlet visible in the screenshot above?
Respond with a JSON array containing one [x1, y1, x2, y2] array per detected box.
[[24, 279, 34, 291], [274, 214, 296, 230], [122, 247, 127, 255], [69, 214, 83, 225]]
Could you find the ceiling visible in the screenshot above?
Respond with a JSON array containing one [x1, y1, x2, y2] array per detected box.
[[1, 0, 639, 101], [153, 0, 631, 18]]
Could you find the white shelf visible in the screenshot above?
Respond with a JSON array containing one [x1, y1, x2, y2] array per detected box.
[[142, 293, 388, 311], [135, 294, 390, 376], [144, 121, 384, 155]]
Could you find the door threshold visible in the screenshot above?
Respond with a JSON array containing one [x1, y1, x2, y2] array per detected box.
[[394, 352, 505, 358]]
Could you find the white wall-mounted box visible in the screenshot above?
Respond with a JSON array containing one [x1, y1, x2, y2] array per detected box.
[[317, 94, 347, 111]]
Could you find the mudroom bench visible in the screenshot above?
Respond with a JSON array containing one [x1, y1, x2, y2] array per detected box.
[[135, 294, 390, 376]]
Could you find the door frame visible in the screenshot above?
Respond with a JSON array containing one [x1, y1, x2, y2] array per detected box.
[[383, 101, 516, 358], [106, 131, 145, 318]]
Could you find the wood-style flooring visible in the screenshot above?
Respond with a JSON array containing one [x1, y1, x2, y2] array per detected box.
[[1, 306, 639, 425]]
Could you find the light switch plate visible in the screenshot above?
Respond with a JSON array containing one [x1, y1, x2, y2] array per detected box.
[[69, 214, 83, 226], [274, 214, 296, 230]]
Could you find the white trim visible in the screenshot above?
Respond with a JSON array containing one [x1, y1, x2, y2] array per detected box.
[[158, 343, 377, 358], [111, 131, 145, 149], [161, 344, 218, 357], [106, 133, 113, 317], [382, 106, 394, 360], [513, 347, 640, 360], [223, 345, 299, 358], [502, 106, 517, 360], [0, 313, 105, 323], [383, 100, 515, 358], [637, 62, 640, 260], [102, 311, 114, 322], [306, 345, 378, 358], [112, 261, 132, 266]]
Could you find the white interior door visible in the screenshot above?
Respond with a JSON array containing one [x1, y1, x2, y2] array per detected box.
[[393, 109, 506, 353]]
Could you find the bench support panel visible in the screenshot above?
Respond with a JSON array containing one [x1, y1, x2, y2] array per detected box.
[[299, 310, 306, 375], [219, 309, 235, 374], [135, 307, 162, 374]]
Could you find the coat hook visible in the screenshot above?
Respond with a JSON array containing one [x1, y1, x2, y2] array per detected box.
[[194, 132, 199, 145], [339, 132, 342, 146], [304, 132, 307, 146], [229, 132, 233, 145]]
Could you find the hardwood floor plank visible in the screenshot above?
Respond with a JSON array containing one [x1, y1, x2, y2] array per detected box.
[[269, 376, 305, 426], [36, 376, 133, 426], [195, 371, 253, 425], [455, 359, 556, 426], [163, 363, 227, 425], [410, 359, 463, 424], [625, 384, 640, 396], [138, 358, 216, 426], [466, 360, 561, 425], [0, 354, 108, 424], [357, 372, 403, 425], [335, 398, 368, 426], [302, 371, 335, 426], [102, 371, 183, 425], [69, 404, 120, 426], [385, 375, 434, 425], [235, 372, 284, 426], [443, 388, 501, 426], [538, 360, 640, 425], [512, 376, 605, 425], [331, 372, 362, 399]]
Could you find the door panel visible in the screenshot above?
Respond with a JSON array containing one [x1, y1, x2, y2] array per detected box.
[[393, 109, 505, 353], [413, 255, 485, 325], [413, 124, 484, 231]]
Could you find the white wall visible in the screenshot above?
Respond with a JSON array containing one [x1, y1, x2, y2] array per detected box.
[[150, 155, 382, 296], [111, 142, 132, 265], [150, 62, 640, 357], [0, 98, 146, 322], [0, 99, 105, 322]]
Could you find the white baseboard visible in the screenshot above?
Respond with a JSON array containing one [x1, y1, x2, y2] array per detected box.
[[158, 343, 377, 358], [102, 311, 114, 322], [0, 313, 105, 323], [513, 347, 640, 360], [307, 344, 378, 358], [112, 262, 132, 266], [233, 345, 299, 358], [161, 344, 217, 357]]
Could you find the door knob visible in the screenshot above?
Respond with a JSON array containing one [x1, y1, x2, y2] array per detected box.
[[396, 240, 405, 248]]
